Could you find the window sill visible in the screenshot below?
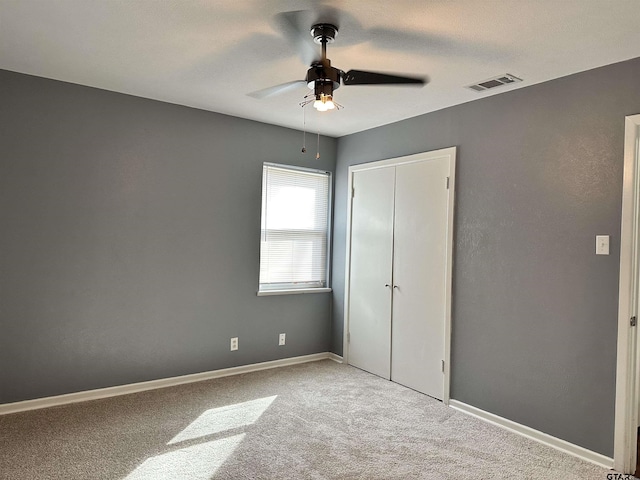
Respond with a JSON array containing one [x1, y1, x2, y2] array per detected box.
[[257, 287, 332, 297]]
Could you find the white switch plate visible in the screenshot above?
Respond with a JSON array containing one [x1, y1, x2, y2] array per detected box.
[[279, 333, 286, 346], [596, 235, 610, 255], [230, 337, 238, 351]]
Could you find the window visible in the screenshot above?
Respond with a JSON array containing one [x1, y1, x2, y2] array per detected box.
[[259, 163, 331, 294]]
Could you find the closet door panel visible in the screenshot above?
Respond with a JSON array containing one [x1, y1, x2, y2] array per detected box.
[[347, 167, 395, 379], [391, 157, 450, 399]]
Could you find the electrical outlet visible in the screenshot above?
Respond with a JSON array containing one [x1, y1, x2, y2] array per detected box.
[[279, 333, 286, 346], [596, 235, 610, 255], [230, 337, 238, 351]]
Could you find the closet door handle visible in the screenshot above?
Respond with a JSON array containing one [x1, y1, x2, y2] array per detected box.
[[393, 285, 399, 290], [384, 284, 391, 288]]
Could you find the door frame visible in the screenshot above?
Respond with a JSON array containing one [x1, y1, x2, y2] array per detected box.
[[342, 146, 457, 404], [614, 114, 640, 474]]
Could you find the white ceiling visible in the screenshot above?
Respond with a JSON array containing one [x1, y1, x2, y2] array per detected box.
[[1, 0, 640, 137]]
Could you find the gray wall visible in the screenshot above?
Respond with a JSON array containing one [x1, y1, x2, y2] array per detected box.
[[0, 69, 336, 404], [332, 57, 640, 457]]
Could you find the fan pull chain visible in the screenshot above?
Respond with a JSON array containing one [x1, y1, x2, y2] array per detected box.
[[316, 131, 320, 160], [301, 104, 307, 154]]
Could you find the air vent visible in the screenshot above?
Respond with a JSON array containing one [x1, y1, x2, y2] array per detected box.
[[466, 74, 522, 92]]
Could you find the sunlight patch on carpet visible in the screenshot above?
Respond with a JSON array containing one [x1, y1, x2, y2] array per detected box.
[[124, 434, 245, 480], [168, 395, 277, 445]]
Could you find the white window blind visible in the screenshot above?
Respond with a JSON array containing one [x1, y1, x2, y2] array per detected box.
[[259, 163, 331, 292]]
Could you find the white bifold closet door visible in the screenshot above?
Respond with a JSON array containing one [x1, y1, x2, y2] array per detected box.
[[347, 166, 395, 380], [391, 158, 450, 399], [347, 153, 452, 400]]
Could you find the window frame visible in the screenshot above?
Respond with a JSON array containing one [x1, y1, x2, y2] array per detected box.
[[257, 162, 333, 296]]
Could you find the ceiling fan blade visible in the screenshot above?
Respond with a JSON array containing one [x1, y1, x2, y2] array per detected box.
[[273, 10, 319, 66], [247, 80, 307, 99], [342, 70, 427, 86]]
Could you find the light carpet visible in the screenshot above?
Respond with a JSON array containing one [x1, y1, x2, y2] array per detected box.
[[0, 360, 614, 479]]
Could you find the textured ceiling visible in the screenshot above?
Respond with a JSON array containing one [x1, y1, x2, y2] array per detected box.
[[1, 0, 640, 137]]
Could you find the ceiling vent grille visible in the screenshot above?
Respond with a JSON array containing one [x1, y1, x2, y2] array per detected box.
[[466, 74, 522, 92]]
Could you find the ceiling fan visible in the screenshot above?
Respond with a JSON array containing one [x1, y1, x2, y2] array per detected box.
[[248, 18, 427, 111]]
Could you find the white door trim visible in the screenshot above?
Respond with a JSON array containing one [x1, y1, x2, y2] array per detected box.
[[342, 147, 456, 405], [614, 114, 640, 474]]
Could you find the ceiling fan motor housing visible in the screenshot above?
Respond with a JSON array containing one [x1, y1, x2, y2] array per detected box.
[[306, 62, 341, 93]]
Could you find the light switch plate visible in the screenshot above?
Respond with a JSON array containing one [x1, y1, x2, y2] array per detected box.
[[596, 235, 610, 255]]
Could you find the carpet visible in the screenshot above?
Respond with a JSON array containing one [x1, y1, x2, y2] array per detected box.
[[0, 360, 614, 479]]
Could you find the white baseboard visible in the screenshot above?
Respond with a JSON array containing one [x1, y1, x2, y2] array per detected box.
[[328, 352, 343, 363], [0, 352, 335, 416], [449, 400, 614, 470]]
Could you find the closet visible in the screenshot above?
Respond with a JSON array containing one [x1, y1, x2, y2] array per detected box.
[[344, 147, 456, 400]]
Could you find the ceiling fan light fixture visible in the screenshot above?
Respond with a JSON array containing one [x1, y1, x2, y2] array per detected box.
[[314, 101, 328, 112], [313, 94, 335, 111]]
